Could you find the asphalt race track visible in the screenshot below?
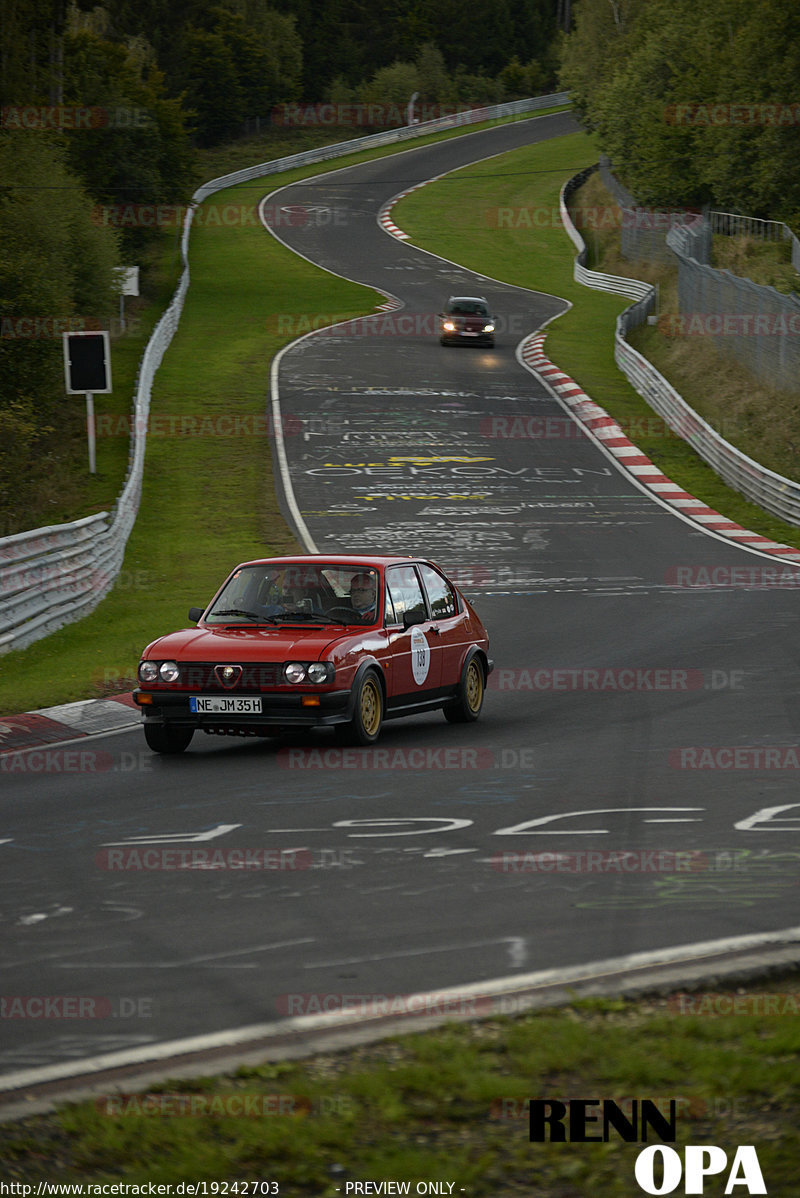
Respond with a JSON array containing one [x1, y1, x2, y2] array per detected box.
[[3, 111, 800, 1091]]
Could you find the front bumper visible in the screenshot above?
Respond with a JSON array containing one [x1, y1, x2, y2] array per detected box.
[[133, 687, 353, 731]]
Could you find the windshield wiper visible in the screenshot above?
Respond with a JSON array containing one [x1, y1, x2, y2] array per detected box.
[[271, 612, 348, 626], [212, 608, 278, 624]]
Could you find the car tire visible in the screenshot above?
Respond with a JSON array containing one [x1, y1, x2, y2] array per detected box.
[[339, 669, 384, 745], [444, 654, 485, 723], [144, 723, 194, 754]]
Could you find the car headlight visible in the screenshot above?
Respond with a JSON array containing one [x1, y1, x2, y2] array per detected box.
[[159, 661, 180, 683], [284, 662, 306, 684], [443, 320, 456, 331], [307, 662, 334, 684], [483, 323, 495, 333], [138, 660, 158, 684]]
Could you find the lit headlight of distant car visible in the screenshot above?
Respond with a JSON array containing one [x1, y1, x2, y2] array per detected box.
[[138, 660, 158, 684], [307, 662, 334, 684], [284, 662, 306, 684], [442, 320, 456, 331], [483, 323, 495, 333], [159, 661, 180, 683]]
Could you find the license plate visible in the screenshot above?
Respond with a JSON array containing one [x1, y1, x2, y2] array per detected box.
[[462, 331, 478, 336], [190, 696, 263, 714]]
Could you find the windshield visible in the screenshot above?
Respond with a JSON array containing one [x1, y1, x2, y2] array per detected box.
[[448, 300, 488, 316], [204, 563, 381, 626]]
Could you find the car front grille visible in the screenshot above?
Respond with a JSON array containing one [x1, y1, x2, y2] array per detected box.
[[169, 662, 283, 690]]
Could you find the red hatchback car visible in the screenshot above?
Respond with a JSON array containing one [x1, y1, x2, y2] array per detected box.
[[134, 555, 493, 753]]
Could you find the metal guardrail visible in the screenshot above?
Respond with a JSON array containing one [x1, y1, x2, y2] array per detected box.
[[560, 167, 800, 527], [0, 92, 570, 655]]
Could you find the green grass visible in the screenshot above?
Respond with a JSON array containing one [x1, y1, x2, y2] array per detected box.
[[7, 231, 185, 537], [393, 130, 800, 552], [2, 982, 798, 1192]]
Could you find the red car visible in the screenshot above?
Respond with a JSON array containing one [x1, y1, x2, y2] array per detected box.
[[134, 555, 493, 753]]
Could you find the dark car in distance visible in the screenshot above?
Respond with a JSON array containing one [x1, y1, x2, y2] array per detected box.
[[439, 295, 496, 347]]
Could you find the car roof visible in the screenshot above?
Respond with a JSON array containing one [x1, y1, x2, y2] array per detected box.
[[447, 294, 488, 303], [236, 555, 428, 570]]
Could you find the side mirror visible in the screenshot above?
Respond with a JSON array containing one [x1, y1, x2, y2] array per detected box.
[[188, 607, 205, 623], [403, 609, 426, 629]]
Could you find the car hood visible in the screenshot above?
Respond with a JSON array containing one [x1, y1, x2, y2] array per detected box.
[[142, 625, 350, 661]]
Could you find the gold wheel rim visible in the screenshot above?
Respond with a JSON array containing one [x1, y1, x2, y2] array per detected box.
[[360, 677, 381, 736], [466, 661, 483, 713]]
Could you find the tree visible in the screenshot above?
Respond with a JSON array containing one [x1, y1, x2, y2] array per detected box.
[[415, 43, 451, 103], [0, 135, 119, 531], [359, 61, 420, 107], [62, 30, 195, 214]]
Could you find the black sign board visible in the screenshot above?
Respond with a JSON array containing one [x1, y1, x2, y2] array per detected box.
[[63, 331, 112, 394]]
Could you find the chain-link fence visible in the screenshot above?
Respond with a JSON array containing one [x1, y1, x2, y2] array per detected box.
[[666, 225, 800, 394], [598, 156, 698, 263], [599, 158, 800, 394]]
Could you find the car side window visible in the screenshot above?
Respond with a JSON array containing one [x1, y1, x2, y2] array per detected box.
[[418, 564, 458, 618], [385, 566, 427, 624]]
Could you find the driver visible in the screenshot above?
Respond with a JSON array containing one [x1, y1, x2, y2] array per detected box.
[[349, 572, 378, 621]]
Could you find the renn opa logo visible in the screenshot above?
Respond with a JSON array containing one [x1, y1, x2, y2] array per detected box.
[[529, 1100, 766, 1194]]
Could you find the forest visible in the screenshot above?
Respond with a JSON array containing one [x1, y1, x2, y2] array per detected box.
[[560, 0, 800, 221]]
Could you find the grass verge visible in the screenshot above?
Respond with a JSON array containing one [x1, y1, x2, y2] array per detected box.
[[2, 979, 798, 1193], [393, 131, 800, 552]]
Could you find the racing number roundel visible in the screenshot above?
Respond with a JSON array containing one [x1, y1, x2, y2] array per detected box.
[[410, 626, 430, 685]]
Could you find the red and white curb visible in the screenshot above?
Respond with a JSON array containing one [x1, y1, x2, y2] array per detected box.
[[0, 693, 138, 757], [378, 210, 409, 240], [520, 332, 800, 562], [378, 175, 443, 242]]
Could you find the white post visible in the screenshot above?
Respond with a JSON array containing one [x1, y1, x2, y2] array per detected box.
[[86, 393, 96, 474]]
